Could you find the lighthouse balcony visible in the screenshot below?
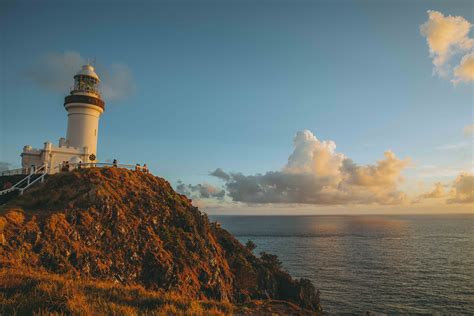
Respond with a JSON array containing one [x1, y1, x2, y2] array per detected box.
[[64, 94, 105, 110], [70, 88, 101, 97]]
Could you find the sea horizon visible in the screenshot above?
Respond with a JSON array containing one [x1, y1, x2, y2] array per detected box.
[[212, 214, 474, 314], [1, 0, 472, 313], [209, 212, 474, 217]]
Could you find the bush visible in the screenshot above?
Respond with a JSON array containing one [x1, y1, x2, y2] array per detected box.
[[245, 240, 257, 252], [259, 252, 282, 270]]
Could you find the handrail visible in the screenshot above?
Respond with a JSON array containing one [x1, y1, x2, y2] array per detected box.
[[19, 172, 46, 195], [0, 162, 142, 198], [11, 165, 47, 190], [70, 162, 136, 169], [58, 162, 137, 171], [1, 168, 27, 177], [0, 164, 47, 196]]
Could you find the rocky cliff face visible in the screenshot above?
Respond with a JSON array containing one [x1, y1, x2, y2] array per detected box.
[[0, 168, 322, 312]]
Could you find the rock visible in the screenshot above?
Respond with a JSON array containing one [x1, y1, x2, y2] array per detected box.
[[0, 167, 323, 312], [0, 233, 5, 246]]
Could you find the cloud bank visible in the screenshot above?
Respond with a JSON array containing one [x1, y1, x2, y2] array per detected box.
[[209, 130, 410, 205], [176, 181, 226, 200], [421, 182, 445, 199], [27, 51, 135, 101], [448, 173, 474, 204], [420, 10, 474, 83], [417, 172, 473, 204]]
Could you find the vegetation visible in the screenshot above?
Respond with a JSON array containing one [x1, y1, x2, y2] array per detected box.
[[0, 168, 323, 314], [0, 268, 232, 315], [245, 240, 257, 252], [260, 252, 283, 270]]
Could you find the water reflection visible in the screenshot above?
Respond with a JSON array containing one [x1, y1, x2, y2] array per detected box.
[[212, 215, 474, 314]]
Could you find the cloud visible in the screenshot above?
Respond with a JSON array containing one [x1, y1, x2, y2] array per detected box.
[[464, 124, 474, 135], [99, 64, 136, 101], [421, 182, 445, 199], [209, 130, 410, 205], [436, 141, 471, 150], [210, 168, 231, 181], [453, 52, 474, 83], [26, 51, 84, 92], [414, 165, 468, 179], [342, 151, 409, 187], [448, 172, 474, 204], [26, 51, 135, 101], [284, 130, 344, 177], [420, 10, 473, 77], [176, 181, 226, 200]]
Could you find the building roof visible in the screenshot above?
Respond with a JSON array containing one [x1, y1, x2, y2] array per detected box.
[[75, 64, 100, 81]]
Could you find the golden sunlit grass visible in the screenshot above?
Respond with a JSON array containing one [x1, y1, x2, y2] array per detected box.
[[0, 267, 233, 315]]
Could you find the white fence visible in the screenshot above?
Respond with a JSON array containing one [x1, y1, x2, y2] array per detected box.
[[0, 162, 142, 197]]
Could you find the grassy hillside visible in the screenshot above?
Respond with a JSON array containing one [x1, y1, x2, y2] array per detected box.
[[0, 168, 323, 314], [0, 267, 232, 315]]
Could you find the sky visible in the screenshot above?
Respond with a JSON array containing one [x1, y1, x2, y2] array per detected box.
[[0, 0, 473, 214]]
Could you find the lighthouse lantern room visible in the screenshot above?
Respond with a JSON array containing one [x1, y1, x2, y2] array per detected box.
[[21, 64, 106, 174]]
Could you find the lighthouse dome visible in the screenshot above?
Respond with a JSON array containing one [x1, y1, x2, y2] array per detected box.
[[69, 156, 83, 164], [76, 64, 100, 81]]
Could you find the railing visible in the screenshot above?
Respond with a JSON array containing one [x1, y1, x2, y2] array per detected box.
[[57, 162, 137, 171], [0, 162, 144, 198], [0, 164, 47, 196], [1, 167, 28, 176]]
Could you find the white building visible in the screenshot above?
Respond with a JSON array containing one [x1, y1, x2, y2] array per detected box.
[[21, 64, 105, 174]]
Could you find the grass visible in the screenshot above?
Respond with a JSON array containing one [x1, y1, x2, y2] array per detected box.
[[0, 267, 234, 315]]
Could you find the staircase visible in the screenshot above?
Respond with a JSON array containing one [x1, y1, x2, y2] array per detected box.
[[0, 165, 48, 204]]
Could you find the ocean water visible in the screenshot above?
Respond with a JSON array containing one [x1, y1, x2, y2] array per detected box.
[[211, 215, 474, 315]]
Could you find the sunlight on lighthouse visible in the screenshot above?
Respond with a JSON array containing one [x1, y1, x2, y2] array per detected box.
[[21, 64, 105, 174], [65, 65, 104, 156]]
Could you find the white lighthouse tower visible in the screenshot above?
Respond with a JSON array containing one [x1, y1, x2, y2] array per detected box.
[[21, 64, 106, 173], [65, 64, 104, 155]]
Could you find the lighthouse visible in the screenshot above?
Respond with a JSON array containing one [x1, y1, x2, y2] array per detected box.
[[64, 64, 105, 155], [21, 64, 106, 173]]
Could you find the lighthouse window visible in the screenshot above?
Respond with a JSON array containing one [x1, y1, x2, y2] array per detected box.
[[94, 129, 97, 136]]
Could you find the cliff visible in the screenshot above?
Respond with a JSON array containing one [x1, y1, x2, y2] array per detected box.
[[0, 168, 322, 314]]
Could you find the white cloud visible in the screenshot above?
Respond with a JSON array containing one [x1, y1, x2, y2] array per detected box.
[[453, 52, 474, 83], [27, 51, 135, 101], [342, 151, 409, 187], [208, 130, 410, 205], [421, 182, 445, 199], [448, 172, 474, 204], [176, 181, 225, 200], [436, 141, 471, 150], [26, 51, 84, 92], [416, 173, 474, 204], [99, 64, 136, 101], [284, 130, 345, 178], [420, 10, 473, 77]]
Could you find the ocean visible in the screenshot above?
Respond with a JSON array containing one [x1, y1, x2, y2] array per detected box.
[[211, 214, 474, 315]]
